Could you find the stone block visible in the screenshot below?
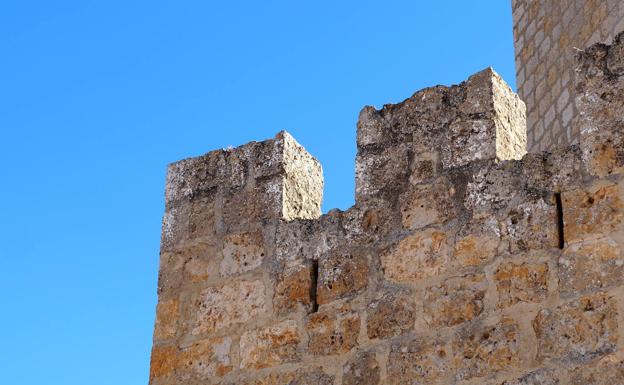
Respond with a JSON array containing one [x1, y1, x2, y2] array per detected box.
[[559, 238, 624, 296], [452, 318, 521, 380], [569, 354, 624, 385], [495, 261, 549, 308], [399, 177, 457, 231], [317, 250, 369, 305], [454, 216, 501, 267], [387, 336, 449, 385], [231, 368, 334, 385], [157, 243, 215, 298], [219, 231, 266, 277], [179, 337, 233, 378], [381, 229, 451, 283], [366, 290, 416, 340], [274, 262, 313, 314], [533, 293, 618, 361], [503, 197, 558, 252], [239, 319, 301, 369], [562, 183, 624, 244], [153, 298, 180, 341], [342, 350, 381, 385], [193, 279, 265, 336], [424, 273, 487, 327], [306, 304, 360, 356]]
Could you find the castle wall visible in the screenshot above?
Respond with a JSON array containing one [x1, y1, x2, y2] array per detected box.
[[512, 0, 624, 152], [149, 35, 624, 385]]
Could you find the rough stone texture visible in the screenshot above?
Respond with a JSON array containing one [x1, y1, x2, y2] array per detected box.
[[494, 261, 549, 308], [150, 35, 624, 385], [513, 0, 624, 152], [533, 293, 618, 361], [239, 320, 301, 369], [306, 304, 360, 356], [342, 350, 381, 385]]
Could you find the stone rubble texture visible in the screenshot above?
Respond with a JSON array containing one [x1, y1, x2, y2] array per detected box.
[[150, 26, 624, 385], [513, 0, 624, 152]]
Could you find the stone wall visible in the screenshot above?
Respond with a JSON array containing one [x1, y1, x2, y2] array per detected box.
[[149, 36, 624, 384], [512, 0, 624, 152]]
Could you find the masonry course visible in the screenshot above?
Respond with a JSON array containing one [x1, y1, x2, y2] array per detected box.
[[150, 26, 624, 385]]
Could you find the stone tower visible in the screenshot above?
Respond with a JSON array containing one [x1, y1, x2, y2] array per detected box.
[[512, 0, 624, 152]]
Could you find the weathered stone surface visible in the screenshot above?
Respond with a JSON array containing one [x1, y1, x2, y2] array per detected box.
[[454, 216, 501, 267], [307, 304, 359, 356], [157, 243, 215, 298], [495, 261, 549, 308], [569, 354, 624, 385], [559, 238, 624, 296], [193, 280, 265, 335], [533, 293, 618, 361], [317, 251, 368, 305], [180, 337, 233, 378], [562, 183, 624, 244], [219, 232, 265, 276], [381, 229, 451, 283], [274, 263, 313, 314], [424, 273, 487, 327], [366, 290, 416, 340], [150, 345, 179, 381], [387, 336, 449, 385], [229, 368, 334, 385], [502, 197, 558, 252], [499, 368, 560, 385], [452, 318, 521, 380], [576, 33, 624, 177], [239, 320, 301, 369], [153, 298, 180, 341], [399, 177, 457, 230], [342, 350, 380, 385]]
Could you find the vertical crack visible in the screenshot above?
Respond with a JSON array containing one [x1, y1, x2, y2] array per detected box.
[[310, 259, 319, 313], [555, 192, 565, 249]]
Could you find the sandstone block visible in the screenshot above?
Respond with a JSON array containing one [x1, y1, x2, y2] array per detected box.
[[569, 354, 624, 385], [157, 243, 215, 298], [232, 368, 334, 385], [366, 290, 416, 340], [454, 216, 501, 267], [503, 197, 558, 252], [317, 250, 368, 305], [452, 318, 521, 380], [153, 298, 180, 341], [342, 350, 380, 385], [381, 229, 451, 283], [306, 305, 359, 356], [559, 238, 624, 296], [239, 319, 301, 369], [219, 231, 266, 276], [274, 262, 313, 314], [193, 280, 265, 336], [495, 261, 549, 308], [179, 336, 233, 378], [399, 177, 456, 231], [424, 273, 487, 327], [149, 345, 179, 381], [387, 336, 449, 385], [562, 183, 624, 244], [533, 293, 618, 361]]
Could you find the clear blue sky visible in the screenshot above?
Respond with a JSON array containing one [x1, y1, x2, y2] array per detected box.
[[0, 1, 515, 383]]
